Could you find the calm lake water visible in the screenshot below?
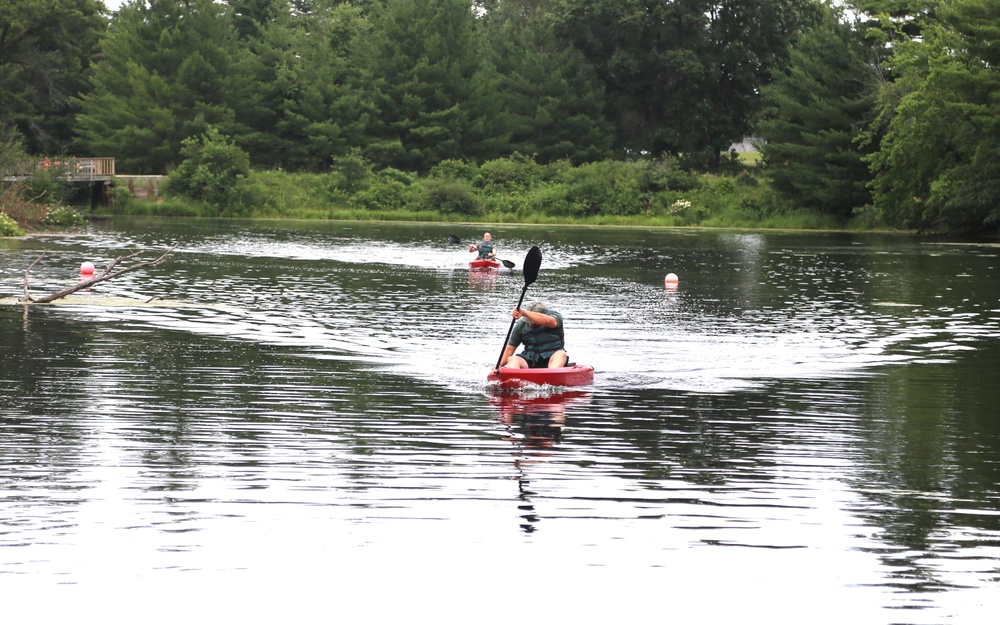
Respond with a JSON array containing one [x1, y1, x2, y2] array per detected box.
[[2, 219, 999, 623]]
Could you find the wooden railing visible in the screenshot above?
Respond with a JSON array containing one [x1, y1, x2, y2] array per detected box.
[[2, 157, 116, 181]]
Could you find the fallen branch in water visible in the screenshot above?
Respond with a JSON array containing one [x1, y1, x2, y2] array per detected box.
[[19, 245, 178, 304]]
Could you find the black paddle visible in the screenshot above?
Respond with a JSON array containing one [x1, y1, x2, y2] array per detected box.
[[495, 245, 542, 371], [448, 234, 516, 269]]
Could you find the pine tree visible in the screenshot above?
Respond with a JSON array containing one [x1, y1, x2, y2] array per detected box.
[[75, 0, 245, 173], [362, 0, 503, 172], [758, 3, 875, 217], [478, 0, 615, 164], [551, 0, 811, 169], [235, 0, 374, 170], [0, 0, 106, 154]]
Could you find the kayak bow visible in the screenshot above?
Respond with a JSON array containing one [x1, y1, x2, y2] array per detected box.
[[469, 258, 501, 270], [487, 364, 595, 389]]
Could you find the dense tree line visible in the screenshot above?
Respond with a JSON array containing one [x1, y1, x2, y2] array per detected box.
[[2, 0, 999, 233], [760, 0, 1000, 233]]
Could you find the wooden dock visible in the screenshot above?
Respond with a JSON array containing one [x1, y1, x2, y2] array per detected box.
[[2, 157, 125, 207], [3, 157, 165, 206], [2, 157, 116, 182]]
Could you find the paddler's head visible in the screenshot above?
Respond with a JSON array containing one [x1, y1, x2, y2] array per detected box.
[[526, 300, 547, 326]]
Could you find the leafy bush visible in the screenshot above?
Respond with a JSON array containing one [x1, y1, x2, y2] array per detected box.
[[420, 177, 478, 215], [166, 128, 261, 216], [538, 158, 575, 183], [635, 157, 702, 193], [0, 211, 24, 236], [527, 184, 572, 217], [152, 200, 204, 217], [0, 182, 46, 229], [430, 159, 478, 182], [352, 169, 416, 210], [378, 167, 415, 186], [107, 183, 136, 213], [41, 206, 85, 228], [22, 160, 74, 207], [330, 149, 374, 193], [555, 160, 644, 216], [475, 153, 539, 192]]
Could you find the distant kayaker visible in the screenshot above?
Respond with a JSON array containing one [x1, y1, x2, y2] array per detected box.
[[497, 301, 568, 369], [469, 232, 497, 260]]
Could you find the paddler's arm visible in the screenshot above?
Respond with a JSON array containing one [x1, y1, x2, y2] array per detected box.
[[496, 344, 516, 370], [512, 308, 557, 328]]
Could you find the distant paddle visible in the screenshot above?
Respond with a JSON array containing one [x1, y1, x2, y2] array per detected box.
[[448, 234, 516, 269], [495, 245, 542, 371]]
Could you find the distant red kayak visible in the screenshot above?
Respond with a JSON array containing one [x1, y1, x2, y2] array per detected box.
[[487, 364, 595, 389], [469, 258, 500, 270]]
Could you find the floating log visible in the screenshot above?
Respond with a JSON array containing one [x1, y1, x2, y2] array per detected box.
[[19, 246, 177, 304]]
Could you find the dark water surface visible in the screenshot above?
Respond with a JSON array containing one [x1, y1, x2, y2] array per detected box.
[[2, 219, 999, 623]]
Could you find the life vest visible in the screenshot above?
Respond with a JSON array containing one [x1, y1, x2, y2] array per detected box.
[[477, 240, 494, 259], [516, 310, 564, 360]]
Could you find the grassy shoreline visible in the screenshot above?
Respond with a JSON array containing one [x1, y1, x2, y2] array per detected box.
[[7, 153, 993, 238], [90, 156, 890, 233]]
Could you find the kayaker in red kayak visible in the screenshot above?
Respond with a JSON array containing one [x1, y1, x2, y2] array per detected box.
[[496, 300, 569, 370], [468, 232, 497, 260]]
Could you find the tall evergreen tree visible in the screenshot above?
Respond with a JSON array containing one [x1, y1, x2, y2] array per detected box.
[[478, 0, 615, 164], [74, 0, 245, 173], [0, 0, 106, 154], [551, 0, 811, 169], [230, 0, 283, 39], [361, 0, 504, 172], [758, 2, 875, 217], [234, 0, 374, 170]]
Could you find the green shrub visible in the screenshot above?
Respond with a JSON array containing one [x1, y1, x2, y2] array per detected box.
[[352, 169, 416, 210], [108, 183, 136, 213], [255, 170, 335, 214], [0, 182, 46, 228], [330, 149, 373, 193], [529, 184, 572, 216], [555, 160, 644, 217], [475, 153, 539, 192], [166, 128, 261, 216], [41, 206, 86, 228], [378, 167, 415, 186], [635, 157, 702, 193], [0, 211, 24, 236], [430, 159, 478, 181], [153, 199, 205, 217], [23, 160, 74, 206], [538, 158, 574, 182], [736, 171, 759, 187], [420, 177, 478, 215]]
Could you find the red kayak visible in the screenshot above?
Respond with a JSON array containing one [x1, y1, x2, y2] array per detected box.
[[487, 364, 595, 389], [469, 258, 501, 270]]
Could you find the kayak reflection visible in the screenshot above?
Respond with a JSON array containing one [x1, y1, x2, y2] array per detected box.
[[467, 268, 498, 289], [487, 390, 592, 534], [488, 390, 591, 449]]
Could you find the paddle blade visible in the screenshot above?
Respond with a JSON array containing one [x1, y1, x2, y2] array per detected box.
[[523, 246, 542, 286], [501, 259, 515, 269], [448, 234, 462, 245]]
